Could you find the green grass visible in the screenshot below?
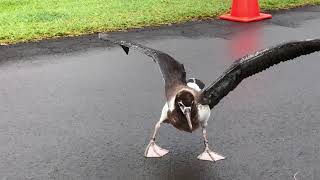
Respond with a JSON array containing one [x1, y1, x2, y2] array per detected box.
[[1, 0, 320, 44]]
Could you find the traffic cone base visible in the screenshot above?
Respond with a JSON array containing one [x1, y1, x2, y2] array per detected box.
[[220, 13, 272, 22]]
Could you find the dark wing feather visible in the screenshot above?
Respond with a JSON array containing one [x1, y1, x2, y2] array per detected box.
[[200, 39, 320, 109], [99, 33, 187, 100]]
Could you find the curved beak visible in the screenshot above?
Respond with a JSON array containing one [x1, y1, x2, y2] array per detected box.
[[184, 109, 192, 131]]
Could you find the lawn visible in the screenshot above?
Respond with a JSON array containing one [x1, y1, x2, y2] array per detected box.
[[1, 0, 320, 44]]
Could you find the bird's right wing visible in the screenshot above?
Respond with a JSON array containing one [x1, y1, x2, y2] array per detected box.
[[200, 39, 320, 109], [99, 33, 187, 100]]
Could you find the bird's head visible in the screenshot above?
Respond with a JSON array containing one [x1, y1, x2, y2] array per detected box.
[[175, 90, 195, 131]]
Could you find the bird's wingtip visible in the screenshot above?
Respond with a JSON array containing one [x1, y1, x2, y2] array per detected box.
[[98, 33, 129, 54], [121, 45, 130, 55]]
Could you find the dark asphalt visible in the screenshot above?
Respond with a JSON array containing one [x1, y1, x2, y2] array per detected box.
[[1, 6, 320, 180]]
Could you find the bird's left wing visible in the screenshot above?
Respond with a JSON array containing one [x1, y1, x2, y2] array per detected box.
[[99, 33, 187, 101], [200, 39, 320, 109]]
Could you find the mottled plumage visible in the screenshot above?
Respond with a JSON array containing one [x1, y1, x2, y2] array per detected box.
[[200, 39, 320, 109], [100, 33, 320, 161]]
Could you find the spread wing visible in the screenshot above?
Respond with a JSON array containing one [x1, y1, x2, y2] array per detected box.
[[99, 33, 187, 101], [200, 39, 320, 109]]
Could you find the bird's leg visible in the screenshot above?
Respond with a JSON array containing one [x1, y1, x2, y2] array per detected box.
[[197, 127, 225, 162], [144, 120, 169, 158], [144, 104, 169, 158]]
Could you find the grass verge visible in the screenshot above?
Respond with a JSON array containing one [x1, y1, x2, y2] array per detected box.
[[1, 0, 320, 44]]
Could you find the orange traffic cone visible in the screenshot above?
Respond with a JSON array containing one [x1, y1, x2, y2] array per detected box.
[[220, 0, 272, 22]]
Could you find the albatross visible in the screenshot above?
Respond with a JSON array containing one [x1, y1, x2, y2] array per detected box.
[[99, 34, 320, 162]]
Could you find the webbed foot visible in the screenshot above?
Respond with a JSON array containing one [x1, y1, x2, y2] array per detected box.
[[144, 140, 169, 158], [197, 147, 225, 162]]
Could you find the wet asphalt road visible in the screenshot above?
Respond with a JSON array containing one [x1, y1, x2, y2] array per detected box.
[[1, 6, 320, 180]]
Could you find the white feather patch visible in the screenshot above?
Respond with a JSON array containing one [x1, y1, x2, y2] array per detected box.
[[197, 104, 210, 126], [187, 82, 201, 92]]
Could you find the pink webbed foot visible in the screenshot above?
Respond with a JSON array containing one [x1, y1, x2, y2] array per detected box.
[[144, 140, 169, 158], [197, 147, 225, 162]]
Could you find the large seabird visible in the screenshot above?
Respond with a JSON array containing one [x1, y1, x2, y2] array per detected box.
[[100, 34, 320, 162]]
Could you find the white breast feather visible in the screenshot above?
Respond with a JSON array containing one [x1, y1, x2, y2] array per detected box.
[[198, 104, 210, 126]]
